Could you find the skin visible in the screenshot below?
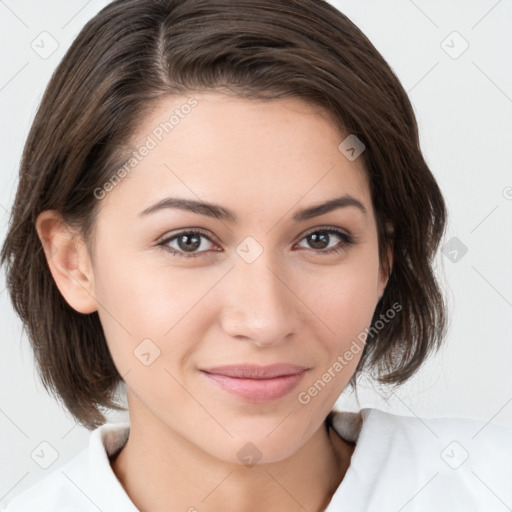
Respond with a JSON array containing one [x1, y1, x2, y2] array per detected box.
[[36, 92, 392, 512]]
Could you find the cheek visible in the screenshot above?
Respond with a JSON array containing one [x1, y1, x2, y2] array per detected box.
[[300, 256, 381, 343], [91, 247, 163, 372], [293, 267, 380, 411], [92, 247, 217, 376]]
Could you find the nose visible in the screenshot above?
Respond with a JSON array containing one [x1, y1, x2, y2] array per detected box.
[[219, 253, 300, 347]]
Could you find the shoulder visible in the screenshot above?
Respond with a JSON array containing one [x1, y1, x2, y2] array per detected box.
[[343, 406, 512, 466], [359, 406, 512, 454], [2, 423, 133, 512], [333, 405, 512, 441], [330, 407, 512, 509], [1, 449, 91, 512], [357, 406, 512, 438]]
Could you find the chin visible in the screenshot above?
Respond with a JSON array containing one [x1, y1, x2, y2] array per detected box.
[[194, 415, 313, 466]]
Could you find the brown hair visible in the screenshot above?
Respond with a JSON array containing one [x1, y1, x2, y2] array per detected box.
[[1, 0, 447, 429]]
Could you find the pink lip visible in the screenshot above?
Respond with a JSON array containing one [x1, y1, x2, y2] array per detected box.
[[200, 364, 308, 402]]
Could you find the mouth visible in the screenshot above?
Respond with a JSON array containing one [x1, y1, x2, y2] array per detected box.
[[199, 364, 309, 402]]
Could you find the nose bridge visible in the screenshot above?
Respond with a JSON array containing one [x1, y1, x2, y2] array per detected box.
[[220, 247, 298, 345]]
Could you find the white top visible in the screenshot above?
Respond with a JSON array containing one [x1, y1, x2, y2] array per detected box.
[[3, 407, 512, 511]]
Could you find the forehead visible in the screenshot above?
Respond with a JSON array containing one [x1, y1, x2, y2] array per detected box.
[[98, 92, 372, 225]]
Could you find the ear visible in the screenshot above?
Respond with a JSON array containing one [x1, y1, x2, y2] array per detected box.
[[377, 226, 394, 302], [35, 210, 98, 314]]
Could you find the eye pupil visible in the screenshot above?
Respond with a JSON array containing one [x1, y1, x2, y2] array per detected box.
[[178, 233, 201, 252], [308, 232, 330, 249]]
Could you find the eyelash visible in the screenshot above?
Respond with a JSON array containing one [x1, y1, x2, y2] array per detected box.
[[156, 227, 356, 259]]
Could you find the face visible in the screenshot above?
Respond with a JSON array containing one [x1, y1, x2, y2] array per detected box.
[[84, 92, 390, 463]]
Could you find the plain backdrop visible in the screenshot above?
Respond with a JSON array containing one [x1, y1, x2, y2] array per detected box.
[[1, 0, 511, 504]]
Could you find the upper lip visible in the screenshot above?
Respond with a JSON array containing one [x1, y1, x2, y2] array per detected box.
[[200, 364, 309, 379]]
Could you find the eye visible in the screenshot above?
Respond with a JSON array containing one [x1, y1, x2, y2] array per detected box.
[[157, 229, 218, 258], [295, 227, 355, 255], [157, 227, 356, 259]]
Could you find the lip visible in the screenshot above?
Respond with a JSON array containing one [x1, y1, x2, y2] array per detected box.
[[200, 364, 309, 402]]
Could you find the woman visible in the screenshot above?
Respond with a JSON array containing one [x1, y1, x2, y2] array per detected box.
[[1, 0, 511, 510]]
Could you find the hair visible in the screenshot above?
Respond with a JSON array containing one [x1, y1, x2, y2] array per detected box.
[[1, 0, 447, 429]]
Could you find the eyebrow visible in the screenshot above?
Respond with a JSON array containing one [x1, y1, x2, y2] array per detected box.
[[137, 194, 367, 222]]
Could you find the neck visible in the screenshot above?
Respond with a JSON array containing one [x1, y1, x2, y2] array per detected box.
[[111, 412, 354, 512]]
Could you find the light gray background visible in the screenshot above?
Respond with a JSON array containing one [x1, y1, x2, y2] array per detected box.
[[1, 0, 511, 504]]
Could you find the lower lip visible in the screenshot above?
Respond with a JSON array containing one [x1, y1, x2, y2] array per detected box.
[[201, 371, 307, 402]]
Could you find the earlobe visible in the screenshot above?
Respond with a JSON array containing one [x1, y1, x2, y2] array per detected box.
[[35, 210, 98, 314]]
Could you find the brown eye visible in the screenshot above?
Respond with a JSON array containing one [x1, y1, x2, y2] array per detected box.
[[158, 230, 216, 258], [296, 228, 355, 255]]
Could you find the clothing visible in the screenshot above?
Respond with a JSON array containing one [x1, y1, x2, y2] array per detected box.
[[3, 407, 511, 511], [325, 408, 512, 511]]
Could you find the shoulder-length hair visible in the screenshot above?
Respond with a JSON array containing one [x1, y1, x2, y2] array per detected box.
[[1, 0, 447, 429]]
